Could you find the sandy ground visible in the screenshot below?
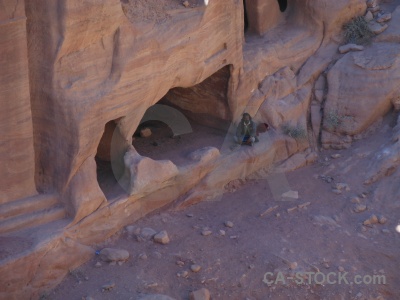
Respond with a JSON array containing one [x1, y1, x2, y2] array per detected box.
[[51, 112, 400, 300]]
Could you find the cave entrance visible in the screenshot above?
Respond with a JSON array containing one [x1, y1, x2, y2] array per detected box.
[[243, 0, 249, 32], [96, 118, 127, 200], [133, 65, 233, 166], [277, 0, 287, 12]]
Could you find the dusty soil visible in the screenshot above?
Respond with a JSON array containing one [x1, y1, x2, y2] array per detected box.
[[52, 112, 400, 300]]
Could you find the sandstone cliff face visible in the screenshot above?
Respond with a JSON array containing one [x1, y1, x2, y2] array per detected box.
[[0, 0, 37, 204]]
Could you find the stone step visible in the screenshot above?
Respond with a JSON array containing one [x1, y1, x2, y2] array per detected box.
[[0, 194, 58, 221], [0, 206, 66, 235]]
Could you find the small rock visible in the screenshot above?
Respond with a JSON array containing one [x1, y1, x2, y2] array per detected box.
[[117, 261, 124, 266], [224, 221, 234, 228], [276, 213, 280, 217], [191, 264, 201, 273], [351, 196, 361, 203], [177, 270, 189, 278], [141, 227, 157, 240], [289, 262, 298, 270], [368, 5, 380, 13], [324, 263, 330, 269], [364, 10, 374, 22], [139, 253, 148, 260], [377, 12, 391, 23], [126, 225, 140, 236], [140, 128, 152, 138], [381, 229, 390, 234], [368, 21, 388, 34], [139, 294, 177, 300], [281, 190, 299, 199], [332, 189, 342, 195], [363, 215, 379, 226], [338, 44, 364, 54], [189, 288, 211, 300], [338, 266, 345, 272], [334, 183, 350, 191], [99, 248, 129, 262], [154, 231, 170, 245], [102, 282, 115, 292], [182, 1, 189, 8], [378, 216, 387, 224], [331, 153, 342, 159], [95, 262, 102, 268], [145, 282, 159, 288], [176, 260, 185, 266], [201, 230, 212, 236], [186, 213, 194, 218], [354, 204, 367, 213], [230, 235, 238, 239], [219, 230, 226, 236]]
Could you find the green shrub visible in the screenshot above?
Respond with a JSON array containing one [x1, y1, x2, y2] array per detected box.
[[282, 124, 307, 140], [343, 16, 374, 45]]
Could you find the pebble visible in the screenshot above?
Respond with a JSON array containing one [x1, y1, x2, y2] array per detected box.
[[219, 230, 226, 236], [378, 216, 387, 224], [95, 262, 102, 268], [202, 230, 212, 236], [186, 213, 194, 218], [332, 189, 342, 195], [224, 221, 234, 228], [141, 228, 157, 240], [338, 266, 345, 272], [289, 262, 298, 270], [351, 196, 361, 203], [99, 248, 130, 262], [354, 204, 367, 213], [191, 264, 202, 273], [102, 282, 115, 292], [139, 253, 148, 260], [176, 260, 185, 266], [177, 270, 189, 278], [331, 154, 342, 159], [363, 215, 379, 226], [182, 1, 190, 8], [154, 230, 170, 244], [189, 288, 211, 300]]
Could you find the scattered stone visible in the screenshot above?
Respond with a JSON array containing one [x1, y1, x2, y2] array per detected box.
[[141, 228, 157, 240], [368, 21, 388, 34], [189, 288, 211, 300], [117, 261, 124, 266], [381, 229, 390, 234], [331, 153, 342, 159], [140, 128, 152, 138], [334, 183, 350, 191], [276, 213, 280, 217], [364, 10, 374, 22], [324, 263, 330, 269], [351, 196, 361, 203], [182, 1, 190, 8], [368, 5, 380, 13], [287, 206, 298, 213], [260, 205, 279, 217], [186, 213, 194, 218], [377, 12, 392, 23], [282, 190, 299, 199], [354, 204, 367, 213], [224, 221, 234, 228], [289, 262, 298, 270], [230, 235, 238, 239], [95, 262, 102, 268], [176, 260, 185, 267], [363, 215, 379, 226], [177, 270, 189, 278], [298, 202, 311, 209], [102, 282, 115, 292], [338, 266, 345, 272], [145, 282, 159, 288], [201, 230, 212, 236], [126, 225, 140, 236], [154, 231, 170, 245], [378, 216, 387, 224], [320, 175, 333, 183], [339, 44, 364, 54], [99, 248, 129, 262], [332, 189, 342, 195], [139, 253, 148, 260], [191, 264, 201, 273], [219, 230, 226, 236]]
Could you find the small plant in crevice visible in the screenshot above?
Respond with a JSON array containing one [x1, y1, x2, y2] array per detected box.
[[343, 16, 374, 45], [324, 110, 341, 130], [282, 124, 307, 140]]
